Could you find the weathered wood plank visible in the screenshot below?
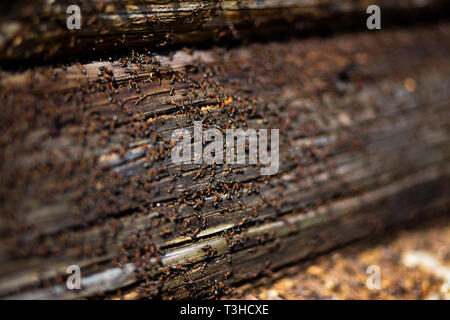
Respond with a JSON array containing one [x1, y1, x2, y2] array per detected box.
[[0, 23, 449, 299], [1, 0, 449, 61]]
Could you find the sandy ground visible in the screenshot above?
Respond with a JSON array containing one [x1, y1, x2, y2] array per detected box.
[[225, 216, 450, 300]]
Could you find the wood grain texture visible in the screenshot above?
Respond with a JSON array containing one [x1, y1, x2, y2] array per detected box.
[[1, 0, 449, 61], [0, 22, 449, 299]]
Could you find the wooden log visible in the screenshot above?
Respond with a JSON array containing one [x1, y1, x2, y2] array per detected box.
[[0, 22, 449, 299], [1, 0, 449, 62]]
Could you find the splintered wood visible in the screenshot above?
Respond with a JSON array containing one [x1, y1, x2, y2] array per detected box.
[[0, 23, 449, 298]]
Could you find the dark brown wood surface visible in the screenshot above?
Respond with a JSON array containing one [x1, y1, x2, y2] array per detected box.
[[0, 20, 449, 298]]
